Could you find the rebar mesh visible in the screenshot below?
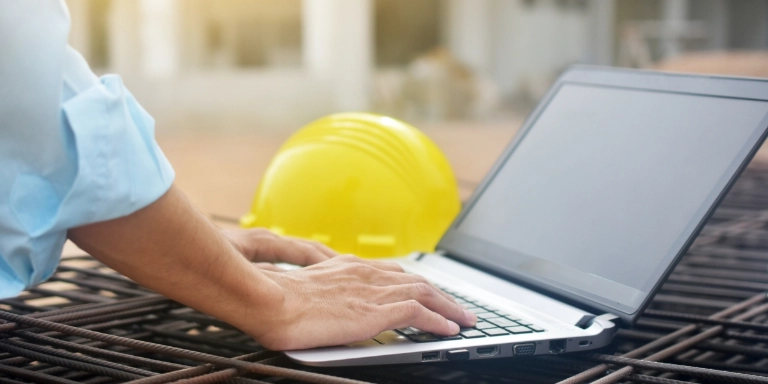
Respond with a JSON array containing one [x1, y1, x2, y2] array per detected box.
[[3, 165, 768, 383]]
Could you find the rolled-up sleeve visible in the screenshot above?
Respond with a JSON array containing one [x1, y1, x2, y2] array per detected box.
[[57, 69, 175, 229], [0, 1, 175, 298]]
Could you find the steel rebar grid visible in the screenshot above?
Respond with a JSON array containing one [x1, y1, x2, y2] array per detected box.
[[1, 165, 768, 383]]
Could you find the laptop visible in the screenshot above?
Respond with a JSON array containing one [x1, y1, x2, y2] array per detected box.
[[286, 66, 768, 366]]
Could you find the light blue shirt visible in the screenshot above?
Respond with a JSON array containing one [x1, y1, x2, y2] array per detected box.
[[0, 1, 175, 298]]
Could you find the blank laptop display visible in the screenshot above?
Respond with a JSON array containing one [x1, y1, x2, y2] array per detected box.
[[444, 81, 768, 316]]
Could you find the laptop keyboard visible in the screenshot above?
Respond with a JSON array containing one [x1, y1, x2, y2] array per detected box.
[[395, 285, 546, 343]]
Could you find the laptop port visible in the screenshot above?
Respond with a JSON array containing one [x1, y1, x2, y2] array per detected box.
[[421, 351, 440, 361], [476, 346, 498, 356], [446, 349, 469, 361], [513, 343, 536, 356], [579, 340, 591, 347], [549, 339, 567, 354]]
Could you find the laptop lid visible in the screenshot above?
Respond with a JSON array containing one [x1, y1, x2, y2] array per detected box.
[[438, 66, 768, 325]]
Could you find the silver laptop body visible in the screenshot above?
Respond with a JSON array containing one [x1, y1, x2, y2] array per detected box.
[[287, 66, 768, 366]]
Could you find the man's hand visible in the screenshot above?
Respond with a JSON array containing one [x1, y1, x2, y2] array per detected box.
[[69, 185, 475, 351], [251, 255, 476, 350], [222, 228, 335, 269], [221, 230, 476, 349]]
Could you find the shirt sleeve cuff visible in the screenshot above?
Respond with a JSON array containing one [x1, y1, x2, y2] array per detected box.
[[58, 74, 175, 227]]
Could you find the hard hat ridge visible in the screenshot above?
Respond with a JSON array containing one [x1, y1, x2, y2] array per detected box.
[[285, 116, 427, 191]]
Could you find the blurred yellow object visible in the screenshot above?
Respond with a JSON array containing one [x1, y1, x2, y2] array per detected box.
[[240, 113, 461, 258]]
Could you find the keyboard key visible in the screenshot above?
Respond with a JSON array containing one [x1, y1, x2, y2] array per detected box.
[[439, 334, 464, 341], [459, 330, 487, 338], [482, 328, 510, 336], [396, 327, 421, 335], [475, 322, 496, 330], [468, 307, 487, 314], [476, 312, 498, 319], [408, 333, 440, 342], [516, 320, 533, 326], [505, 326, 533, 334], [487, 318, 517, 328], [528, 325, 546, 333]]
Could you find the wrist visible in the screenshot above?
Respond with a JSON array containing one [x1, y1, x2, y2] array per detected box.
[[223, 264, 287, 341]]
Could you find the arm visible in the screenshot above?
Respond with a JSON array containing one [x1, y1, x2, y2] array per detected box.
[[68, 185, 476, 350]]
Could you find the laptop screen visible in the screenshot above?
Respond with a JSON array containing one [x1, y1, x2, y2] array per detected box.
[[448, 80, 768, 315]]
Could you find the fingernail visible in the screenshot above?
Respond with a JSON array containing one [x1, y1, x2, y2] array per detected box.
[[447, 320, 460, 334], [464, 309, 477, 325]]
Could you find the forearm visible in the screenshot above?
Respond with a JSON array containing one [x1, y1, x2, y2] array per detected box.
[[67, 185, 282, 339]]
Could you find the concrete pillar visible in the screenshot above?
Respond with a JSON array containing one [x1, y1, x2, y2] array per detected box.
[[443, 0, 493, 75], [302, 0, 373, 111], [138, 0, 180, 78], [661, 0, 689, 58], [108, 0, 141, 75], [709, 0, 728, 50], [490, 0, 522, 95], [587, 0, 615, 65]]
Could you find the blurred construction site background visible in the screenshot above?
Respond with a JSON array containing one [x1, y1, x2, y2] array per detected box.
[[63, 0, 768, 219]]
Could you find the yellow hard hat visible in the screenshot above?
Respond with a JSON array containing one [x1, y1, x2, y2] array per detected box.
[[240, 113, 461, 258]]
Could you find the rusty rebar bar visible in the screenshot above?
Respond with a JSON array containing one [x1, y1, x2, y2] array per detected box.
[[0, 310, 368, 384]]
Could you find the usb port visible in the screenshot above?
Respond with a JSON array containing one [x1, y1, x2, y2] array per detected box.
[[476, 346, 498, 356], [421, 351, 440, 361]]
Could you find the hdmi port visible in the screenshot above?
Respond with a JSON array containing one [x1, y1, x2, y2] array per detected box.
[[476, 346, 498, 356]]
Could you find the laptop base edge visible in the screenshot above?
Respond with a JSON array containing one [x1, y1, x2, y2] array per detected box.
[[284, 315, 618, 367]]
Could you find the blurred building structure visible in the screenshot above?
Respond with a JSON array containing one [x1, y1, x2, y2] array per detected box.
[[64, 0, 768, 129]]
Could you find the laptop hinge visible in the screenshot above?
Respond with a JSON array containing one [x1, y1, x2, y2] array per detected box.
[[576, 313, 620, 330], [574, 314, 594, 329]]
